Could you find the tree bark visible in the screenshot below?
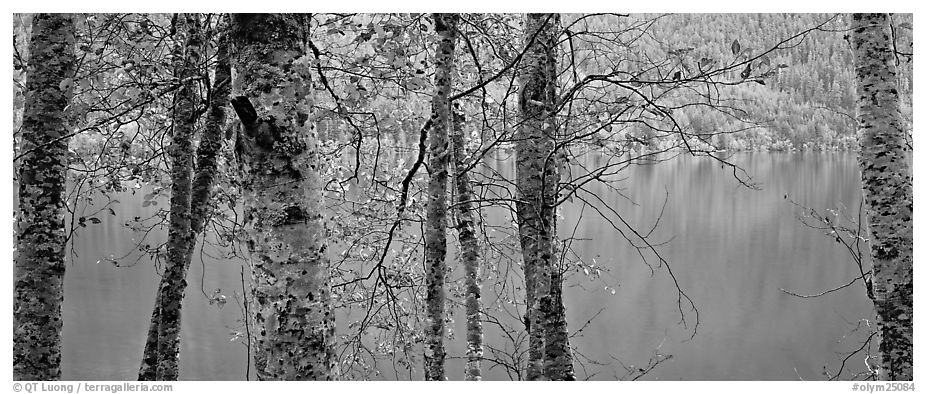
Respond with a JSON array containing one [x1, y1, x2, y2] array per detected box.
[[14, 13, 76, 381], [137, 298, 161, 380], [451, 111, 484, 381], [850, 13, 913, 381], [545, 242, 575, 380], [138, 21, 230, 381], [189, 28, 231, 238], [149, 13, 204, 381], [230, 13, 335, 381], [517, 13, 575, 381], [423, 12, 459, 381]]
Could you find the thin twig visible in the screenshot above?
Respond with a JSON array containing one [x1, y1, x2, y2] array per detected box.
[[239, 266, 251, 381]]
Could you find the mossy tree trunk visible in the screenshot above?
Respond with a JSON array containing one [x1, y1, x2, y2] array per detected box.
[[423, 12, 459, 381], [14, 13, 76, 381], [189, 27, 231, 240], [850, 13, 913, 381], [545, 242, 574, 380], [517, 13, 575, 381], [230, 13, 336, 381], [450, 110, 484, 381], [138, 20, 230, 381], [148, 13, 204, 381]]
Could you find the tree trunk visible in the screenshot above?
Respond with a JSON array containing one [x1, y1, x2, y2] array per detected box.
[[14, 13, 76, 381], [230, 13, 335, 381], [150, 13, 204, 381], [423, 12, 459, 381], [137, 296, 161, 380], [850, 13, 913, 381], [189, 28, 231, 238], [545, 243, 575, 380], [518, 13, 558, 381], [138, 22, 230, 381], [517, 13, 575, 381], [451, 111, 484, 381]]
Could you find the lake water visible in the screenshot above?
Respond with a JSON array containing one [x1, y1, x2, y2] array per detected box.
[[58, 152, 873, 380]]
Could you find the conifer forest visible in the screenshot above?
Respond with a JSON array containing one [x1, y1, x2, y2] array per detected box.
[[11, 12, 914, 382]]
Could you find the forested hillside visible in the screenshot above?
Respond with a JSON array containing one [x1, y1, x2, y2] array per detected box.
[[632, 13, 913, 151]]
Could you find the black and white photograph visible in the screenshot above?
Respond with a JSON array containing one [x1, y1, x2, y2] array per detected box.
[[7, 7, 917, 389]]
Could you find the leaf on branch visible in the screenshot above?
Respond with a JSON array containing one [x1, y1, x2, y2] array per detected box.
[[741, 63, 752, 79], [731, 39, 741, 55]]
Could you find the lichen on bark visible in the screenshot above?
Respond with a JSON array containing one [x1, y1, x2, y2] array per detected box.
[[230, 13, 336, 381], [451, 110, 484, 381], [423, 12, 460, 382], [139, 16, 230, 381], [14, 12, 76, 382], [150, 13, 205, 381], [850, 13, 913, 381], [517, 13, 575, 381]]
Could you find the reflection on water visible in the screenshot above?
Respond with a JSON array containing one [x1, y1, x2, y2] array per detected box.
[[59, 152, 871, 380], [60, 186, 248, 381]]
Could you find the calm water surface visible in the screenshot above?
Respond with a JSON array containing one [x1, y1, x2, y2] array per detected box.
[[59, 152, 872, 380]]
